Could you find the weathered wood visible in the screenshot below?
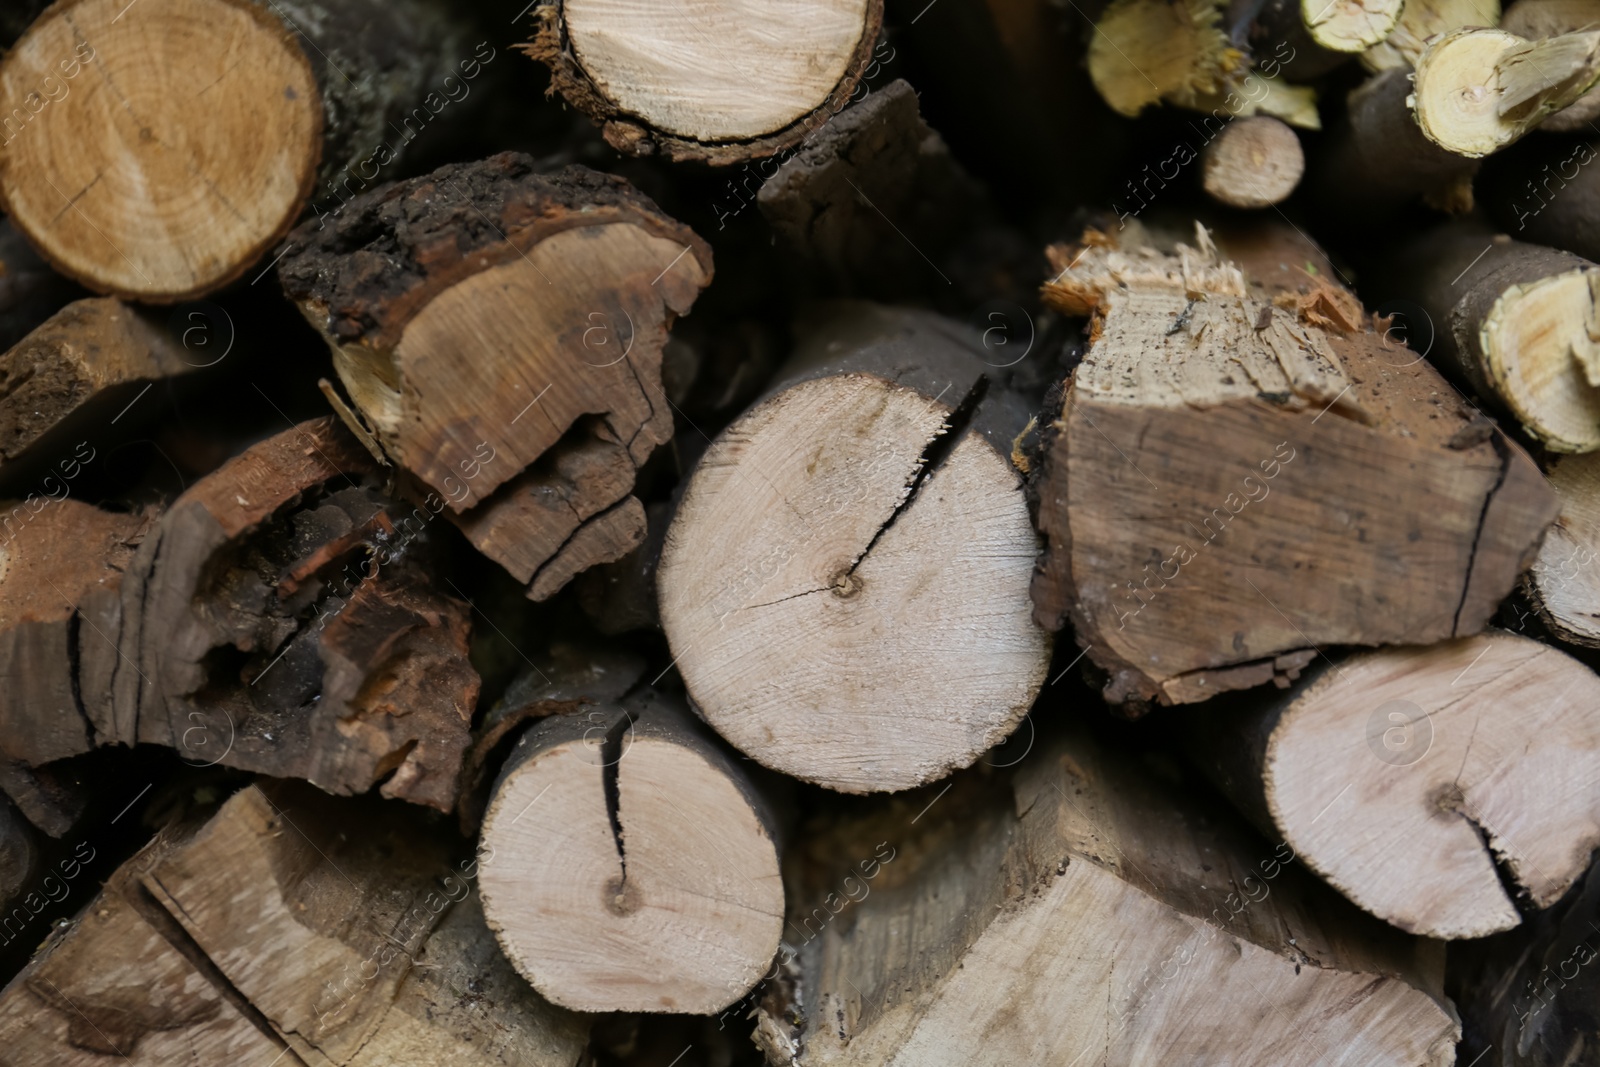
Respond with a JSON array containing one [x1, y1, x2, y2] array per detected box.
[[1186, 632, 1600, 939], [757, 723, 1459, 1066], [110, 418, 480, 811], [478, 690, 784, 1014], [1200, 116, 1305, 208], [1032, 225, 1559, 707], [0, 758, 88, 837], [0, 0, 477, 301], [0, 794, 35, 913], [522, 0, 884, 164], [1526, 451, 1600, 645], [1374, 227, 1600, 453], [658, 303, 1051, 793], [573, 500, 670, 636]]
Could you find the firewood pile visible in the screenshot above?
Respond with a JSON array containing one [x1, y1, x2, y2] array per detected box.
[[3, 0, 1600, 1064]]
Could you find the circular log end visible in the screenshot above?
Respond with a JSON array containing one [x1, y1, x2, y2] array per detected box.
[[1201, 117, 1305, 209], [1303, 0, 1404, 51], [1411, 28, 1529, 158], [1480, 263, 1600, 452], [0, 0, 321, 301]]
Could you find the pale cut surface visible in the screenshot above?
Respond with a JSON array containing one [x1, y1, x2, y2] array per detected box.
[[1412, 28, 1600, 156], [0, 0, 320, 300], [563, 0, 872, 141], [1086, 0, 1238, 117], [1480, 266, 1600, 452], [1530, 452, 1600, 644], [369, 224, 703, 509], [1201, 116, 1305, 208], [1304, 0, 1405, 51], [1502, 0, 1600, 130], [1267, 634, 1600, 939], [1363, 0, 1504, 71], [657, 374, 1049, 793], [478, 725, 783, 1013]]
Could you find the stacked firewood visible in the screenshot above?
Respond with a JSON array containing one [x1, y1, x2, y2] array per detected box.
[[0, 0, 1599, 1065]]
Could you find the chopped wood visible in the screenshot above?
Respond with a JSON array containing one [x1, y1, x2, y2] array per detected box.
[[1186, 631, 1600, 939], [1033, 225, 1559, 707], [757, 723, 1460, 1065], [1089, 0, 1245, 117], [1375, 227, 1600, 453], [1526, 451, 1600, 645], [1200, 116, 1306, 208], [1363, 0, 1503, 71], [657, 304, 1051, 792], [0, 794, 35, 912], [522, 0, 884, 163], [0, 0, 474, 301], [0, 758, 88, 837], [573, 500, 671, 636], [1231, 0, 1399, 81], [1502, 0, 1600, 131], [478, 690, 784, 1014]]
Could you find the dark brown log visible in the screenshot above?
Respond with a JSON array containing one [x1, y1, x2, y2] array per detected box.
[[0, 794, 35, 913], [278, 154, 712, 600], [573, 500, 671, 636], [1032, 225, 1559, 707], [522, 0, 885, 164], [110, 418, 480, 812], [1480, 136, 1600, 263], [0, 759, 87, 837], [0, 0, 481, 301]]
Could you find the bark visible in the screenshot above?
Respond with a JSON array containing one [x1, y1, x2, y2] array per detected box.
[[478, 690, 785, 1014], [1480, 136, 1600, 263], [278, 153, 711, 600], [522, 0, 885, 164], [1183, 632, 1600, 939], [657, 303, 1052, 793], [1031, 224, 1559, 707], [756, 722, 1460, 1066]]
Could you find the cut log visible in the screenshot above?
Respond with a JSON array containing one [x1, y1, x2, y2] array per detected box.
[[112, 418, 480, 812], [522, 0, 884, 164], [1231, 0, 1403, 81], [0, 793, 35, 912], [1363, 0, 1503, 71], [1502, 0, 1600, 131], [1412, 28, 1600, 158], [0, 0, 477, 301], [1185, 632, 1600, 939], [278, 154, 710, 598], [1374, 227, 1600, 453], [0, 299, 197, 470], [756, 722, 1459, 1066], [1479, 135, 1600, 262], [1527, 451, 1600, 645], [478, 690, 784, 1014], [657, 304, 1051, 793], [0, 496, 149, 771], [1088, 0, 1243, 117], [1200, 116, 1305, 208], [1032, 225, 1559, 707], [0, 758, 88, 837], [1454, 853, 1600, 1067], [140, 783, 589, 1066]]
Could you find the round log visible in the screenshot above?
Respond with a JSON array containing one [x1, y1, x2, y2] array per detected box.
[[1200, 116, 1305, 208]]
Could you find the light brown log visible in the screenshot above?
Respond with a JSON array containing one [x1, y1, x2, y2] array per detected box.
[[278, 154, 710, 600], [1200, 116, 1305, 208], [1032, 225, 1559, 707], [478, 690, 784, 1014], [657, 304, 1051, 793], [0, 0, 475, 301], [1364, 0, 1505, 72], [756, 723, 1459, 1066], [523, 0, 884, 163], [1187, 632, 1600, 939], [1503, 0, 1600, 130], [1527, 451, 1600, 644]]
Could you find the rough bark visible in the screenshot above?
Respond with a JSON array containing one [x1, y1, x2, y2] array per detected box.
[[1032, 224, 1559, 707], [756, 722, 1460, 1066], [478, 690, 785, 1014], [521, 0, 885, 164], [657, 303, 1052, 793], [1184, 632, 1600, 940], [0, 0, 478, 301], [278, 153, 711, 600]]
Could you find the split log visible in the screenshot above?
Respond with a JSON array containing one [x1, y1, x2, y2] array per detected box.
[[755, 722, 1459, 1066], [1411, 28, 1600, 158], [656, 304, 1052, 793], [1200, 116, 1305, 208], [0, 0, 477, 301], [1479, 135, 1600, 262], [0, 497, 149, 771], [1502, 0, 1600, 131], [0, 217, 81, 353], [1032, 226, 1559, 707], [1454, 853, 1600, 1067], [1374, 228, 1600, 453], [1185, 632, 1600, 939], [478, 690, 784, 1014], [1526, 451, 1600, 645], [112, 418, 480, 811], [522, 0, 884, 164], [278, 154, 711, 599], [1363, 0, 1504, 72], [0, 299, 197, 470], [573, 500, 670, 636], [1310, 68, 1479, 222], [1088, 0, 1243, 117], [0, 758, 88, 837]]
